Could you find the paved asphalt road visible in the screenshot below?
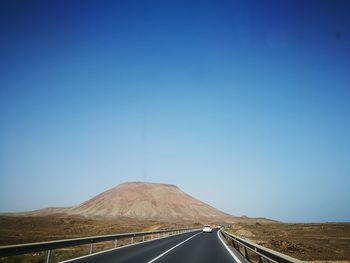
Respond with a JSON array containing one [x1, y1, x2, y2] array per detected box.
[[64, 229, 238, 263]]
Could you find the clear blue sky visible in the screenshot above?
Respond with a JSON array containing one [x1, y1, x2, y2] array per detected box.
[[1, 0, 349, 222]]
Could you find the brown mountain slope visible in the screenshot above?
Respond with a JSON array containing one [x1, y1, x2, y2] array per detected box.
[[2, 182, 275, 223], [69, 182, 233, 222]]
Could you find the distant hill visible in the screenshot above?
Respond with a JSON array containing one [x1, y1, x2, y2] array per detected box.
[[2, 182, 275, 223]]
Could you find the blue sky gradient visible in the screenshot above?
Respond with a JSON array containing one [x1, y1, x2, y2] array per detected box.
[[1, 0, 350, 222]]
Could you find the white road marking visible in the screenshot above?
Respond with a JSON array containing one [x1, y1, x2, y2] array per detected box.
[[217, 230, 242, 263], [147, 232, 201, 263], [61, 230, 199, 263]]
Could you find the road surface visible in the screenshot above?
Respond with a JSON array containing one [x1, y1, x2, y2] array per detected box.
[[63, 229, 239, 263]]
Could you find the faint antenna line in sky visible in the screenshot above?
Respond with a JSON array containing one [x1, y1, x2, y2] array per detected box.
[[141, 102, 149, 182]]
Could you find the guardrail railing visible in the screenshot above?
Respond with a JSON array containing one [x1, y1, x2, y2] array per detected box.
[[0, 227, 198, 262], [220, 229, 303, 263]]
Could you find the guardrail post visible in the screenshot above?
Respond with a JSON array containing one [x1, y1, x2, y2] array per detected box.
[[114, 240, 118, 248], [142, 235, 145, 242], [244, 247, 250, 262], [131, 237, 133, 244], [89, 243, 93, 254], [236, 242, 241, 255], [258, 255, 264, 263], [234, 240, 239, 251], [45, 250, 51, 263]]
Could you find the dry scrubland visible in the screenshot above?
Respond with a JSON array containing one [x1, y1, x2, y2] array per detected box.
[[1, 215, 350, 262], [0, 215, 198, 263], [227, 222, 350, 262]]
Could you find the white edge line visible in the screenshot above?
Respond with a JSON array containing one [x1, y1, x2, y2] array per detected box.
[[60, 230, 198, 263], [147, 232, 201, 263], [217, 230, 243, 263]]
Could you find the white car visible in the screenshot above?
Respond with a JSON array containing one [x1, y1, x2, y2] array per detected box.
[[202, 225, 213, 233], [216, 225, 222, 229]]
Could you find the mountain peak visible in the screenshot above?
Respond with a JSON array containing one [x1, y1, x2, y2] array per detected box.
[[119, 181, 179, 189], [68, 181, 232, 222], [2, 182, 275, 224]]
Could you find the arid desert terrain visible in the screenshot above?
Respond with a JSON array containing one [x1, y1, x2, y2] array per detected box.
[[1, 182, 349, 262], [227, 221, 350, 261]]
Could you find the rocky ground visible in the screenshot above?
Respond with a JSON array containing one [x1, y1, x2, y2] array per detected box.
[[2, 216, 349, 262], [226, 222, 350, 262], [0, 215, 198, 263], [0, 215, 194, 245]]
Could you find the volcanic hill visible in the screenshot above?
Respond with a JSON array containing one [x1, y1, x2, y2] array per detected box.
[[69, 182, 234, 221], [3, 182, 273, 223]]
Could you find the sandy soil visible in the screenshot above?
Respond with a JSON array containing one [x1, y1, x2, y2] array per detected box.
[[226, 222, 350, 261], [0, 215, 198, 263], [0, 215, 195, 246], [2, 215, 349, 262]]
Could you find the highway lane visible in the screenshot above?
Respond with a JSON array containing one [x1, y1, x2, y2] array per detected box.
[[63, 229, 238, 263], [63, 231, 201, 263], [154, 229, 237, 263]]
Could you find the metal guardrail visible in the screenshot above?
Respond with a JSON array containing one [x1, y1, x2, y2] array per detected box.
[[0, 227, 198, 262], [220, 229, 303, 263]]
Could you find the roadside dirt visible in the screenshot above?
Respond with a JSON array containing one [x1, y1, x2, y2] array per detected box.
[[0, 215, 198, 263], [0, 215, 195, 245], [2, 216, 349, 262], [226, 222, 350, 261]]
